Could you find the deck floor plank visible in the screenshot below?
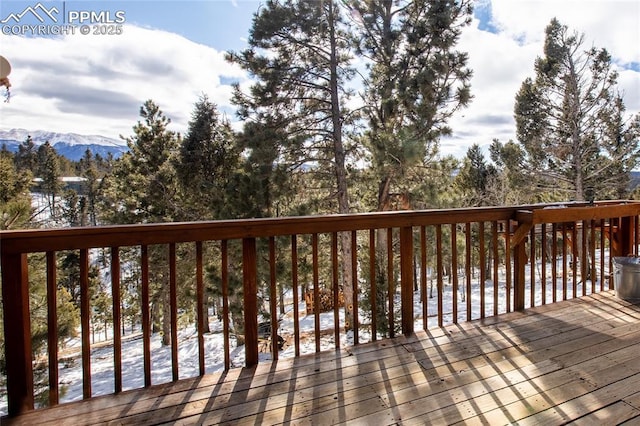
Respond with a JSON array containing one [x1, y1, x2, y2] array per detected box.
[[3, 291, 640, 426]]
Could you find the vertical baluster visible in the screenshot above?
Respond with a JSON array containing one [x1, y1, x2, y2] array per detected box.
[[312, 234, 320, 352], [600, 219, 605, 291], [111, 247, 122, 393], [46, 251, 59, 406], [572, 223, 578, 298], [479, 222, 486, 319], [141, 245, 151, 387], [369, 229, 377, 341], [632, 215, 640, 256], [400, 226, 413, 336], [269, 237, 279, 360], [581, 220, 588, 296], [420, 226, 428, 330], [387, 228, 394, 338], [466, 223, 472, 319], [530, 226, 535, 308], [291, 236, 300, 356], [589, 220, 596, 294], [608, 219, 614, 290], [351, 230, 359, 345], [541, 224, 547, 305], [221, 240, 230, 370], [332, 233, 340, 348], [451, 224, 458, 323], [492, 221, 499, 315], [551, 224, 557, 303], [562, 223, 568, 300], [436, 224, 443, 327], [169, 243, 178, 381], [80, 248, 91, 399], [504, 220, 511, 313], [196, 242, 205, 375], [243, 238, 258, 366]]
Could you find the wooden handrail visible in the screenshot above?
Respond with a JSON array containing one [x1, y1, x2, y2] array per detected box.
[[1, 201, 639, 417]]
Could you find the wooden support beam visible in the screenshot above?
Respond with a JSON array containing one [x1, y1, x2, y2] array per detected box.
[[513, 236, 527, 311], [1, 252, 34, 416]]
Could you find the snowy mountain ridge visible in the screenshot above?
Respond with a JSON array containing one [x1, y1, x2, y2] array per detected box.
[[0, 128, 127, 147], [0, 128, 129, 160]]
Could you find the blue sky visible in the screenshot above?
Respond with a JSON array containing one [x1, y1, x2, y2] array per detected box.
[[0, 0, 638, 158]]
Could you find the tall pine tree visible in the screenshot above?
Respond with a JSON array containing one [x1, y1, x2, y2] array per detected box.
[[227, 0, 358, 330], [101, 100, 181, 345], [514, 18, 640, 201], [349, 0, 473, 211]]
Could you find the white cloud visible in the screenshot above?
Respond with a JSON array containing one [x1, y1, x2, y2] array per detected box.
[[0, 24, 249, 139]]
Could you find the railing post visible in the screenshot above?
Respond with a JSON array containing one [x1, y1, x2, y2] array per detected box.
[[400, 226, 414, 336], [1, 252, 34, 416], [619, 216, 635, 256], [243, 238, 258, 367], [513, 237, 527, 311]]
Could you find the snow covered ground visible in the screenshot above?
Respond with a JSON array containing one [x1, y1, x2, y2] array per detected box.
[[0, 259, 610, 416]]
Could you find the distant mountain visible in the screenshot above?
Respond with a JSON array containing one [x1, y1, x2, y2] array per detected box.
[[0, 129, 129, 161]]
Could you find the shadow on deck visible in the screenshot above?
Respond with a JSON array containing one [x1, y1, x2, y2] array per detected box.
[[4, 291, 640, 425]]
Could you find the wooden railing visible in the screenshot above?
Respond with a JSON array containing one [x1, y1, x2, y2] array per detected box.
[[1, 201, 639, 416]]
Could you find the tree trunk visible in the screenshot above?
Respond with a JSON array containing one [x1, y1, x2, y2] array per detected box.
[[327, 1, 353, 332]]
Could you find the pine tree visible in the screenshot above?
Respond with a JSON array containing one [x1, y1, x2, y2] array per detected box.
[[347, 0, 472, 336], [455, 144, 497, 207], [514, 18, 640, 201], [349, 0, 473, 211], [176, 95, 240, 220], [78, 149, 102, 226], [14, 135, 38, 173], [175, 95, 243, 335], [0, 151, 80, 403], [488, 139, 532, 205], [101, 100, 181, 346], [227, 0, 358, 331], [0, 150, 33, 229], [37, 141, 63, 219]]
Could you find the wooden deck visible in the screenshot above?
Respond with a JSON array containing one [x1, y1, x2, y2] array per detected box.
[[5, 290, 640, 425]]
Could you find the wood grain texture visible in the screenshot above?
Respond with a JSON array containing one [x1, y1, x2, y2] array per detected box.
[[4, 292, 640, 425]]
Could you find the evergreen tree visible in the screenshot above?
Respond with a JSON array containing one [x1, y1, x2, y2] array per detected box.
[[101, 100, 181, 345], [175, 95, 243, 334], [455, 144, 497, 207], [236, 120, 290, 218], [514, 18, 640, 201], [0, 150, 33, 229], [14, 135, 38, 173], [176, 95, 240, 220], [488, 139, 532, 205], [347, 0, 472, 336], [0, 151, 80, 403], [61, 189, 88, 227], [349, 0, 473, 211], [227, 0, 358, 330], [36, 141, 63, 218], [78, 149, 102, 226]]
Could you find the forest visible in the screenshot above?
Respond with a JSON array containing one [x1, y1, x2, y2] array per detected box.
[[1, 1, 639, 405]]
